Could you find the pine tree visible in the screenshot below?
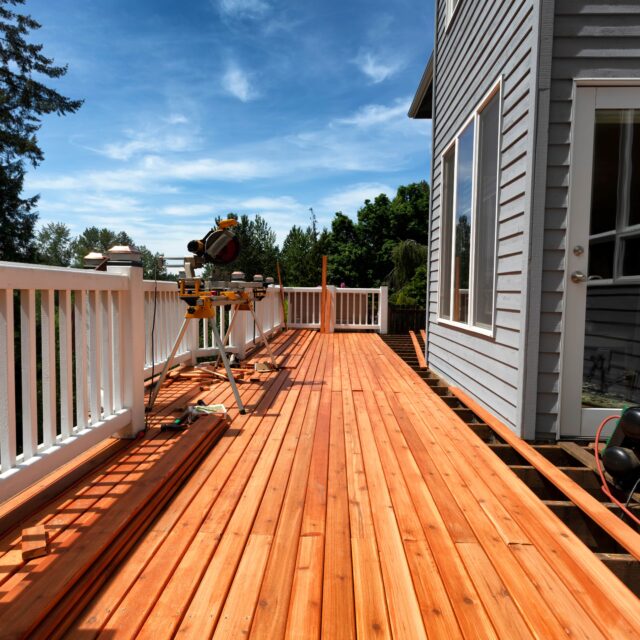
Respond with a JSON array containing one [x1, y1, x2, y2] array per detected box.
[[0, 0, 82, 261]]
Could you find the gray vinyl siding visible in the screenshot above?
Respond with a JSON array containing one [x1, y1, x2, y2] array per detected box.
[[535, 1, 640, 435], [428, 0, 537, 432]]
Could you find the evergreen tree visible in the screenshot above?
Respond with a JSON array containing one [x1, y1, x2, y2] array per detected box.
[[35, 221, 72, 266], [71, 227, 134, 267], [0, 0, 82, 261]]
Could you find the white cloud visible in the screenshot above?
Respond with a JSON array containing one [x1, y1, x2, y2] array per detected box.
[[99, 133, 194, 161], [222, 62, 255, 102], [218, 0, 268, 18], [320, 182, 395, 217], [165, 113, 189, 125], [334, 98, 411, 128], [354, 50, 401, 84]]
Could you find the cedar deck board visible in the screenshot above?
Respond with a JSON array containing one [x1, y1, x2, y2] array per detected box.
[[3, 331, 638, 639]]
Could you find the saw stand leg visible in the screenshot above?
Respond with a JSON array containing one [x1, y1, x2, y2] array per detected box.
[[147, 317, 191, 411], [248, 304, 278, 370], [209, 314, 246, 414], [147, 313, 246, 415], [213, 303, 277, 371]]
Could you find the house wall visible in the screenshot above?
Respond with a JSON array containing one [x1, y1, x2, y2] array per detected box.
[[534, 2, 640, 436], [428, 0, 539, 432]]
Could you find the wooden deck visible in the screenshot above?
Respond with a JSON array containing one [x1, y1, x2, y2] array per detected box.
[[1, 330, 640, 638]]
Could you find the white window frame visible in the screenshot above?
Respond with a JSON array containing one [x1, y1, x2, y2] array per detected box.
[[587, 108, 640, 286], [446, 0, 462, 28], [437, 79, 502, 337]]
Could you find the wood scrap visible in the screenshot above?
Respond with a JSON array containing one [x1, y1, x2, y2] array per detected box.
[[21, 525, 50, 561]]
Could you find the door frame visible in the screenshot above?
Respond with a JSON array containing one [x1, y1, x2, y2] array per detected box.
[[560, 81, 640, 439]]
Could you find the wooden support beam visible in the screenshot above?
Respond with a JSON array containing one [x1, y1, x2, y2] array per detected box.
[[408, 331, 427, 369], [320, 255, 328, 334], [450, 387, 640, 560]]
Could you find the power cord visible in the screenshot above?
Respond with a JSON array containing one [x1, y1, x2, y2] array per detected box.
[[145, 259, 159, 428]]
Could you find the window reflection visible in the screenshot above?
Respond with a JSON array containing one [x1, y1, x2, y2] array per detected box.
[[453, 121, 474, 323]]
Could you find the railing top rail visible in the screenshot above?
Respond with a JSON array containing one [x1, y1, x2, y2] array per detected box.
[[335, 287, 381, 294], [283, 286, 322, 292], [143, 280, 179, 292], [0, 261, 129, 291]]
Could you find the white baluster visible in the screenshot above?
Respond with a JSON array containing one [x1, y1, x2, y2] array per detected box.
[[59, 290, 74, 438], [88, 290, 102, 425], [20, 290, 37, 458], [101, 291, 113, 417], [74, 291, 89, 430], [0, 289, 16, 472], [40, 290, 57, 448]]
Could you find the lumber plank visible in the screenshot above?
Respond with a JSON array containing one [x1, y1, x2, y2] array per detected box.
[[35, 418, 228, 639], [409, 331, 427, 369], [455, 542, 535, 640], [211, 336, 328, 638], [351, 346, 428, 640], [321, 372, 356, 640], [350, 345, 494, 639], [285, 337, 332, 638], [103, 334, 318, 639], [170, 337, 328, 639], [0, 418, 223, 639], [63, 369, 276, 637], [338, 336, 391, 639], [247, 336, 329, 639]]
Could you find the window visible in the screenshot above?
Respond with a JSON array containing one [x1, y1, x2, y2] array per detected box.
[[439, 83, 501, 332], [588, 109, 640, 283], [446, 0, 461, 25]]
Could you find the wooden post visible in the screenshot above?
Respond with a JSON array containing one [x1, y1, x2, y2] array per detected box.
[[320, 255, 328, 334], [276, 261, 287, 330], [106, 263, 146, 437], [379, 286, 388, 334]]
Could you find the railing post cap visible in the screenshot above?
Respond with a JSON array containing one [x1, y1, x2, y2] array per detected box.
[[107, 245, 143, 267], [231, 271, 245, 282], [83, 251, 108, 269]]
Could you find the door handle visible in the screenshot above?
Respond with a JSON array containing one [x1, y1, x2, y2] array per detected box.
[[571, 271, 587, 283]]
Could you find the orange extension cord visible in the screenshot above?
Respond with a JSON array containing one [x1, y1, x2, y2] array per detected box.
[[594, 415, 640, 526]]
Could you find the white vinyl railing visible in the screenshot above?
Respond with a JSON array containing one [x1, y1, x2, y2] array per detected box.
[[285, 286, 388, 333], [0, 259, 382, 502], [0, 261, 285, 501], [0, 262, 142, 500], [335, 287, 387, 331], [285, 287, 322, 328]]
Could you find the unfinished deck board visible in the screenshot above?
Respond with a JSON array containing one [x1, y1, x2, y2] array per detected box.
[[7, 330, 639, 639]]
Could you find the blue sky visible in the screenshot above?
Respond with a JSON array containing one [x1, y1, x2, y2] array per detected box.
[[25, 0, 433, 255]]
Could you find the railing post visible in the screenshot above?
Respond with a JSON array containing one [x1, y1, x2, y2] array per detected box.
[[379, 286, 389, 334], [229, 307, 247, 360], [327, 285, 336, 333], [107, 263, 146, 437]]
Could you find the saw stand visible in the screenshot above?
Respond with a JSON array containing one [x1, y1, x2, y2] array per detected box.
[[147, 297, 277, 415]]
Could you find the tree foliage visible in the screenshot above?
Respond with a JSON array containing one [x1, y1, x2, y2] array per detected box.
[[35, 221, 72, 266], [70, 226, 134, 267], [0, 0, 82, 261], [327, 180, 429, 292], [279, 218, 330, 287]]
